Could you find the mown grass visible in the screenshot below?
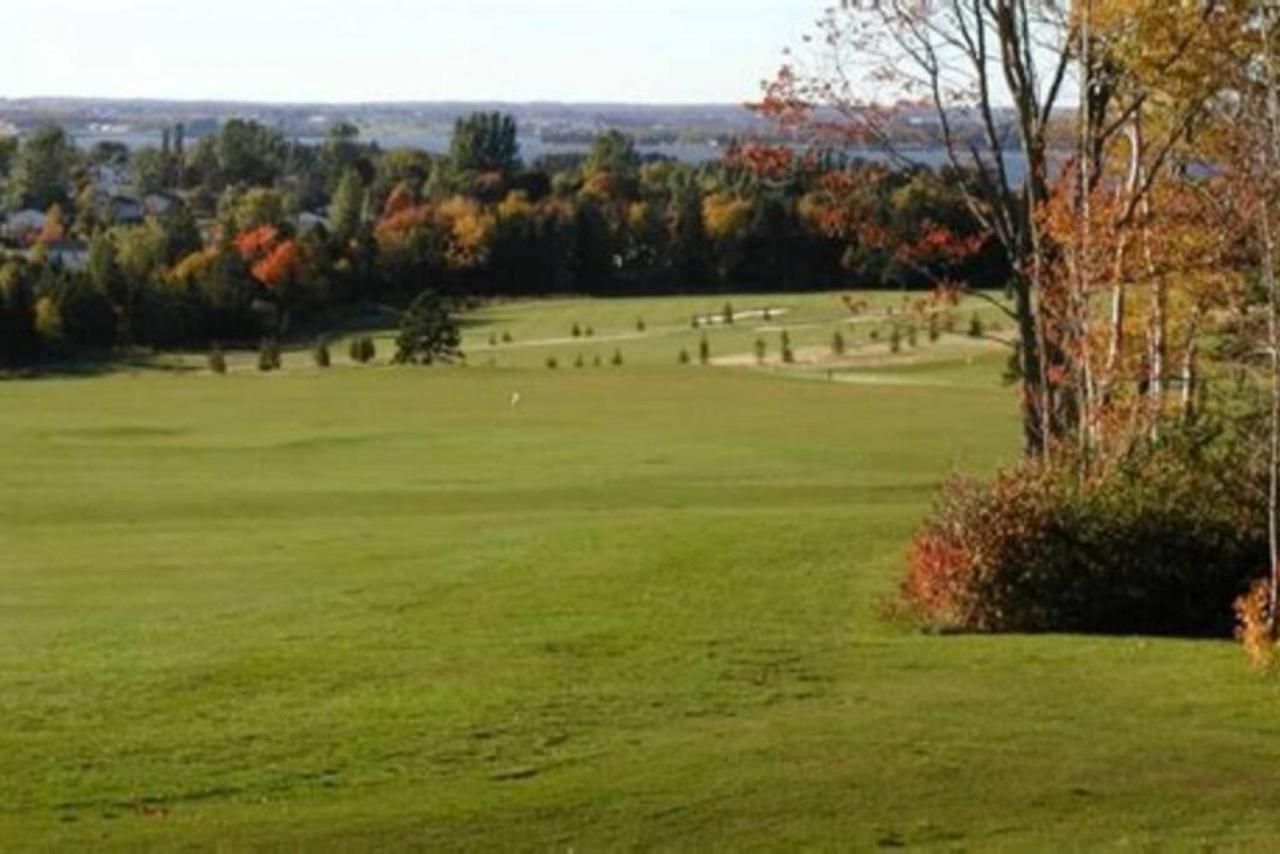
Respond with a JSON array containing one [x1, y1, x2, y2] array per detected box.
[[2, 293, 1279, 850]]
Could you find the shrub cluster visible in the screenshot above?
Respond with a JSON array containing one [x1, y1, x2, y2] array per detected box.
[[897, 438, 1265, 637], [349, 335, 376, 364], [257, 338, 282, 372]]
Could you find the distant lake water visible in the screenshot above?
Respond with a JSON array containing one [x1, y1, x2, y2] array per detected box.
[[74, 130, 1031, 181]]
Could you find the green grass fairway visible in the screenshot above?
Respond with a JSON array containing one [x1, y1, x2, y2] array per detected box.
[[3, 294, 1280, 850]]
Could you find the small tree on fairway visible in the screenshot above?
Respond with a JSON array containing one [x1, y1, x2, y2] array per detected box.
[[889, 325, 901, 354], [611, 348, 624, 366], [723, 302, 734, 325], [502, 331, 513, 343], [546, 355, 558, 369], [870, 327, 881, 342], [928, 313, 941, 343], [763, 307, 772, 322], [572, 322, 582, 338], [754, 337, 766, 365], [593, 354, 602, 367], [585, 326, 594, 338], [489, 333, 498, 347], [699, 334, 710, 365], [907, 324, 918, 349], [313, 336, 331, 368], [574, 353, 585, 368], [781, 330, 795, 364], [349, 336, 375, 364], [678, 348, 691, 365], [832, 330, 846, 356], [394, 290, 462, 365], [258, 338, 281, 372], [636, 318, 646, 332], [208, 343, 227, 375], [968, 312, 985, 339], [691, 314, 700, 329]]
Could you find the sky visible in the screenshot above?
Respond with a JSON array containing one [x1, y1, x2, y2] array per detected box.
[[2, 1, 821, 104]]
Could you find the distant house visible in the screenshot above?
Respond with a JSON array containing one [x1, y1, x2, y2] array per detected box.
[[90, 163, 130, 197], [105, 195, 145, 225], [144, 191, 183, 217], [42, 240, 90, 273], [297, 211, 330, 233], [3, 209, 47, 241], [17, 240, 90, 273]]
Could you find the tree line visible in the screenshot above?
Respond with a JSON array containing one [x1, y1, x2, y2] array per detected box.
[[0, 114, 1003, 366]]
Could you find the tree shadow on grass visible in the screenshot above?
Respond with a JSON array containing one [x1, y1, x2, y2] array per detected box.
[[1, 355, 203, 381]]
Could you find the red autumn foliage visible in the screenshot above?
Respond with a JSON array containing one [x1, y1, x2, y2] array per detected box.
[[900, 466, 1060, 633], [728, 142, 797, 182], [899, 448, 1266, 637], [252, 240, 305, 289], [233, 225, 281, 264]]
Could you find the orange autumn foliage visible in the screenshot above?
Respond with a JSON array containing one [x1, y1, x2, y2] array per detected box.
[[233, 225, 281, 264], [252, 240, 305, 289]]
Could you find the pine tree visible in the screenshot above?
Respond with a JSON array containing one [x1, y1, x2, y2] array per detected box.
[[258, 338, 281, 372], [313, 336, 331, 368], [208, 343, 227, 375], [393, 290, 462, 365]]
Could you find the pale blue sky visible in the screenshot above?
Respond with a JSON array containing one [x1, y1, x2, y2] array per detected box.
[[4, 1, 820, 103]]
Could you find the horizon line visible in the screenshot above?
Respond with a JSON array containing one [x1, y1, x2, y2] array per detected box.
[[0, 95, 765, 110]]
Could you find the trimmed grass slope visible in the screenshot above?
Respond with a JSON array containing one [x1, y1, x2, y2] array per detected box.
[[1, 295, 1278, 849]]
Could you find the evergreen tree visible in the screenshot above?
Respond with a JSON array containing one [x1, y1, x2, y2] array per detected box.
[[0, 262, 39, 366], [450, 112, 520, 175], [329, 168, 365, 243], [313, 336, 331, 368], [208, 343, 227, 374], [8, 126, 74, 211], [393, 290, 462, 365], [257, 338, 282, 371]]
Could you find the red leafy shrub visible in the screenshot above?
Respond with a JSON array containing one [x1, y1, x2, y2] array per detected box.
[[900, 440, 1265, 637]]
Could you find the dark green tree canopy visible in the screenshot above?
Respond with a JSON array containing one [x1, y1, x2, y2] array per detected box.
[[8, 126, 75, 211], [586, 130, 639, 179], [393, 289, 462, 365], [449, 112, 520, 176]]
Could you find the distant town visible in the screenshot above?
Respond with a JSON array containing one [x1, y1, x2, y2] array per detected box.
[[0, 97, 1030, 159]]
